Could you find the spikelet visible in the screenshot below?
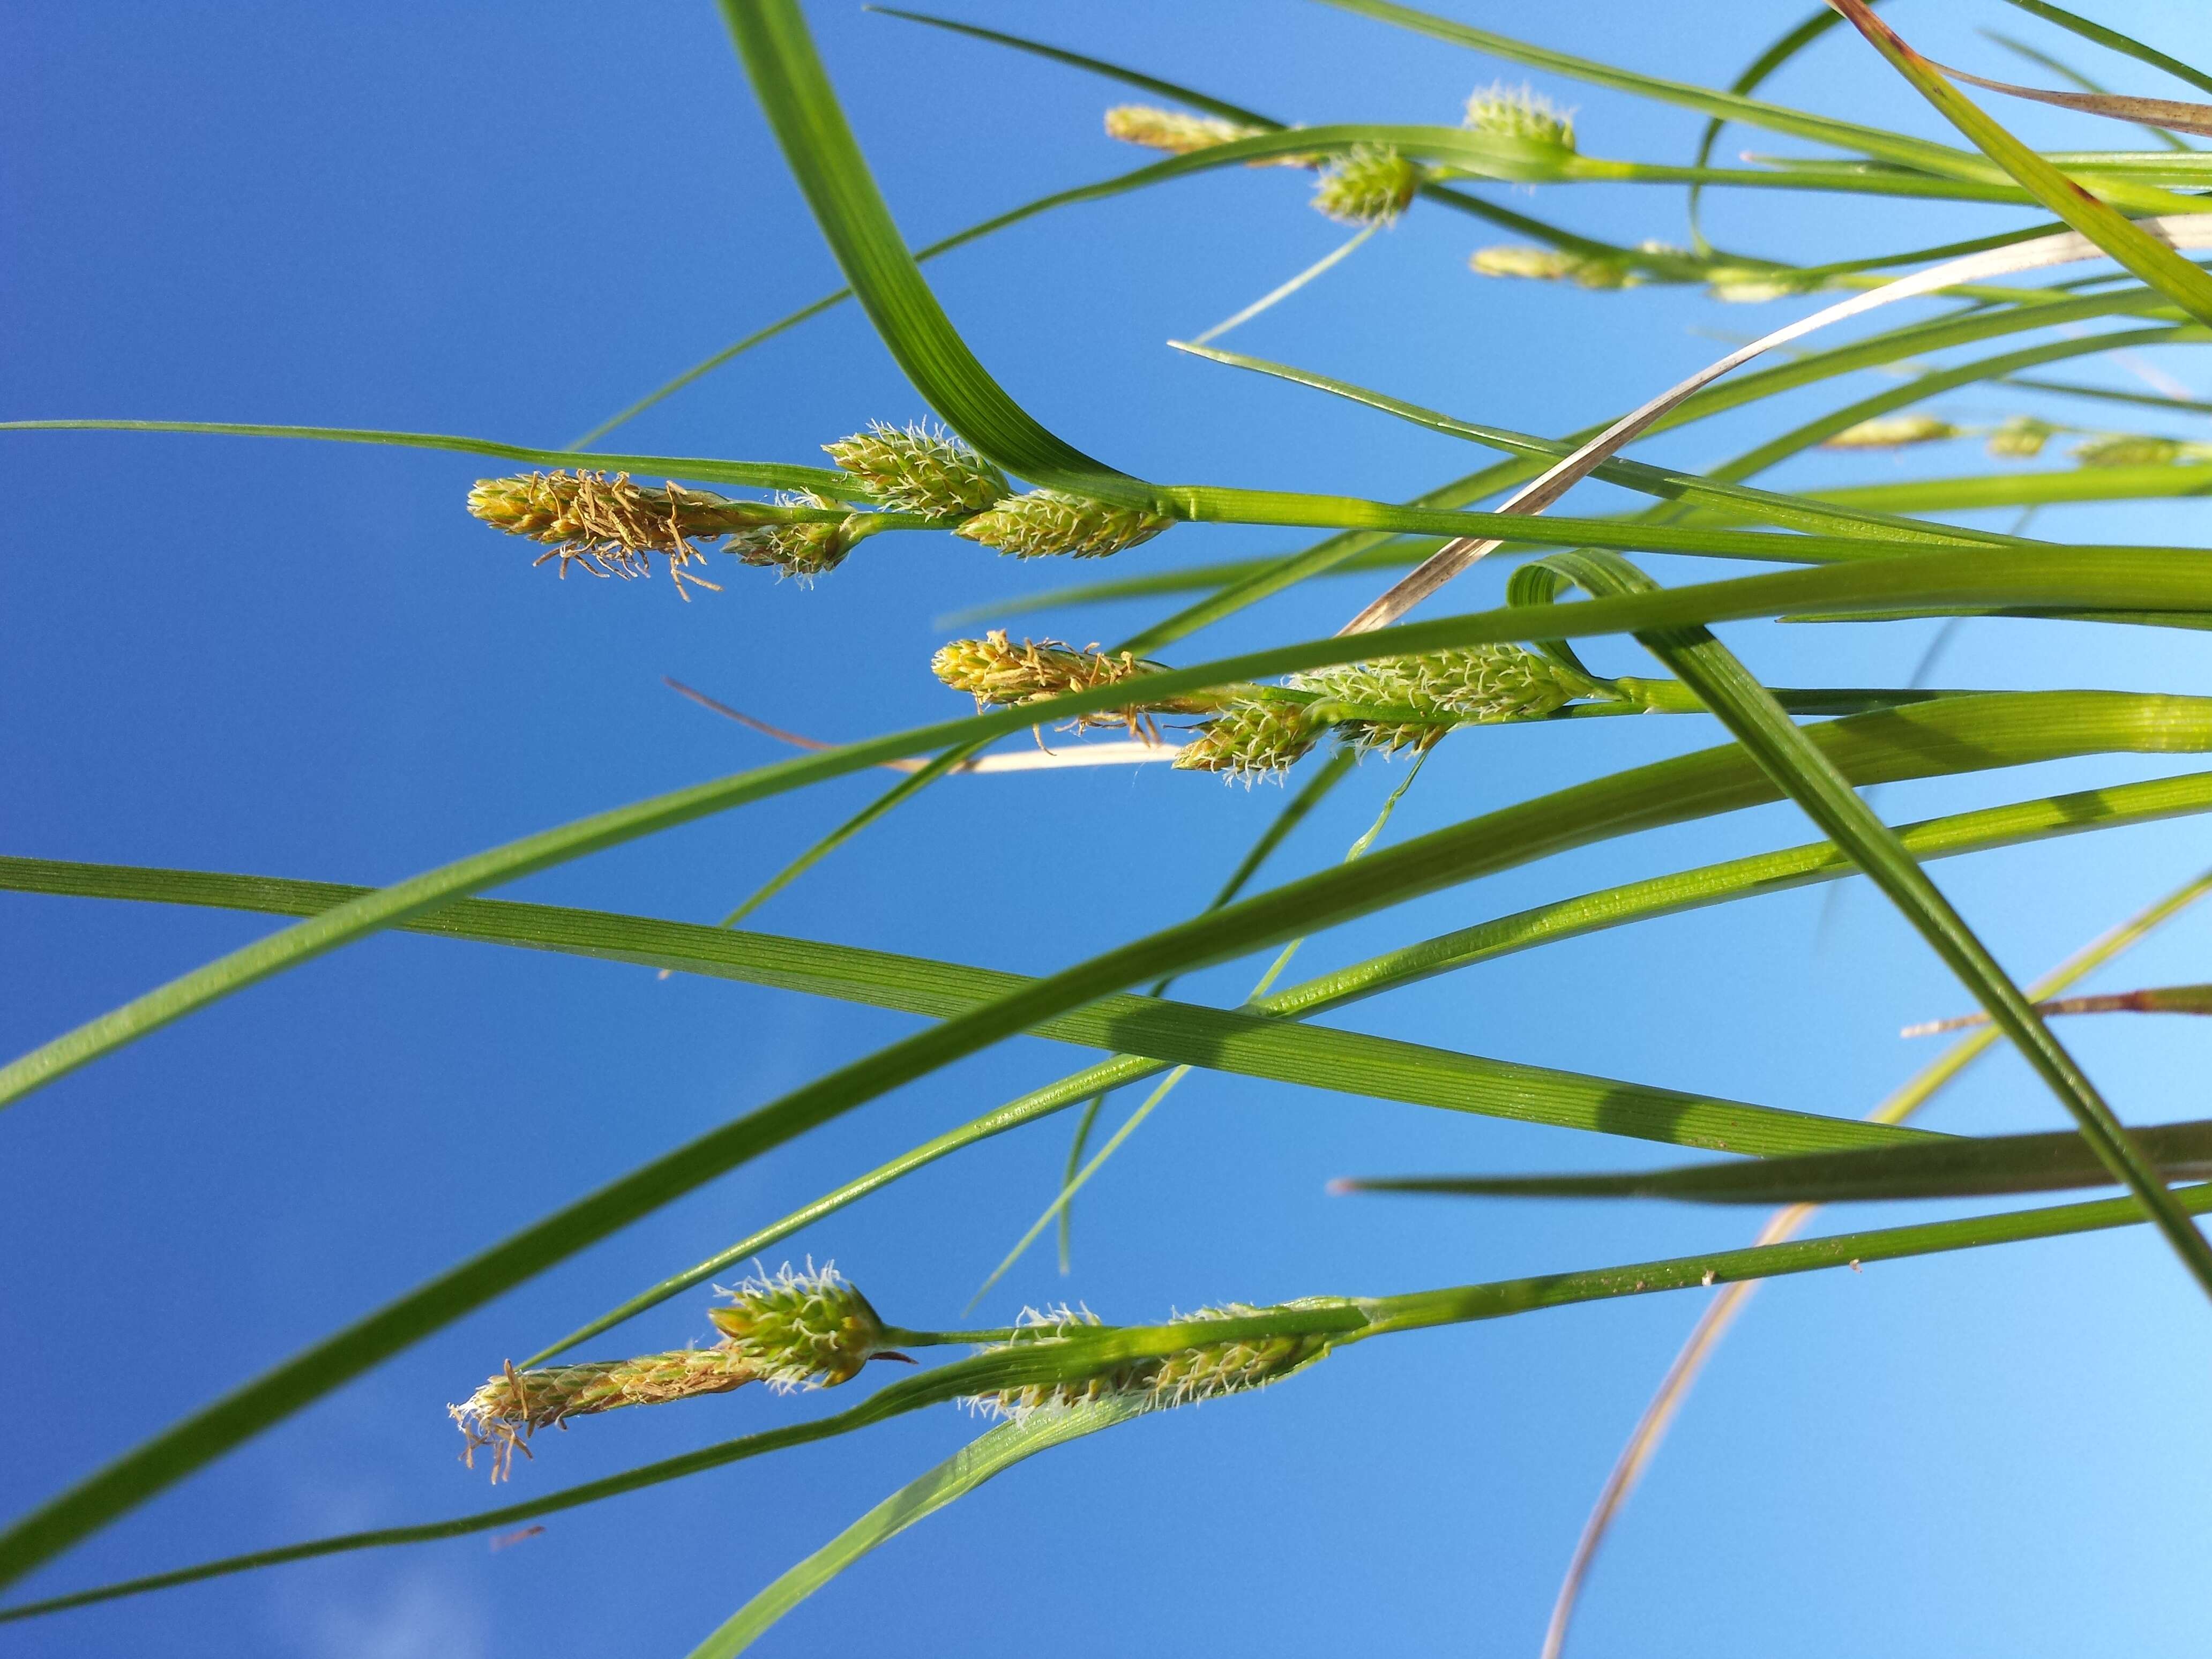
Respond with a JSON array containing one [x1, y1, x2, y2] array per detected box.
[[1463, 82, 1576, 151], [450, 1349, 760, 1482], [1312, 145, 1424, 226], [930, 630, 1215, 734], [447, 1262, 895, 1481], [1986, 415, 2059, 459], [1291, 645, 1602, 756], [956, 490, 1175, 559], [728, 493, 854, 579], [967, 1304, 1333, 1422], [468, 470, 779, 595], [1470, 245, 1634, 288], [1105, 104, 1264, 155], [1173, 696, 1321, 780], [2071, 434, 2199, 468], [705, 1261, 895, 1391], [823, 422, 1008, 517], [1821, 414, 1959, 450], [1705, 268, 1820, 303]]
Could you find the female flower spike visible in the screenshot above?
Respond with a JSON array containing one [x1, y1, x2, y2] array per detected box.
[[823, 422, 1007, 517], [449, 1264, 898, 1481], [969, 1305, 1334, 1421], [1312, 145, 1424, 226], [956, 490, 1175, 559]]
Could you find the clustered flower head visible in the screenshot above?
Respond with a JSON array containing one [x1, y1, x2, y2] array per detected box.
[[1463, 81, 1576, 151], [823, 422, 1007, 517], [468, 422, 1186, 595], [705, 1261, 899, 1391], [449, 1263, 899, 1482], [955, 489, 1176, 559], [2071, 433, 2209, 468], [1985, 415, 2059, 459], [965, 1304, 1335, 1422], [1312, 144, 1425, 226], [1105, 104, 1261, 155], [467, 470, 786, 596], [1471, 244, 1635, 288], [726, 492, 857, 580], [1821, 414, 1960, 451], [1703, 267, 1822, 303], [1172, 696, 1325, 780], [931, 631, 1216, 734], [1291, 644, 1607, 756], [1166, 644, 1609, 779]]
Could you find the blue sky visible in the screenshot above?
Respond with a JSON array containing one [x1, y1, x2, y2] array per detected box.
[[8, 2, 2212, 1654]]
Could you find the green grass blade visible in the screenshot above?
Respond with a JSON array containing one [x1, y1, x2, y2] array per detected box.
[[11, 687, 2204, 1556], [1060, 746, 1358, 1271], [29, 760, 2198, 1368], [1311, 0, 1998, 183], [1996, 0, 2212, 99], [14, 544, 2212, 1118], [1687, 2, 1863, 250], [709, 743, 980, 931], [1346, 1118, 2212, 1204], [1538, 861, 2212, 1659], [1550, 547, 2212, 1298], [720, 0, 1148, 503], [1701, 323, 2203, 485], [2004, 374, 2212, 416], [863, 6, 1275, 123], [0, 420, 848, 495], [1828, 0, 2212, 325], [1691, 462, 2212, 520], [685, 1401, 1146, 1658], [1172, 340, 2022, 547], [16, 1178, 2212, 1624]]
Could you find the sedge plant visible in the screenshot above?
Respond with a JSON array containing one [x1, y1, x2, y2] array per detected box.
[[12, 0, 2212, 1652]]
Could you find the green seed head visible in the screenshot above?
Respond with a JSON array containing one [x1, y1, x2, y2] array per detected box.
[[956, 490, 1175, 559], [1463, 82, 1575, 151], [706, 1262, 892, 1391], [1470, 245, 1634, 288], [968, 1304, 1334, 1421], [1312, 145, 1424, 226], [728, 494, 854, 580], [1821, 414, 1959, 450], [2071, 434, 2190, 468], [930, 630, 1215, 729], [1705, 268, 1819, 303], [1104, 104, 1265, 154], [1291, 645, 1602, 756], [450, 1348, 760, 1481], [467, 469, 771, 595], [1174, 697, 1322, 780], [823, 422, 1008, 517], [1986, 415, 2059, 459]]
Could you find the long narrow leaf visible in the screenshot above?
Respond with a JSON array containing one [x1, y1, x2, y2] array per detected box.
[[685, 1401, 1145, 1658], [1346, 1118, 2212, 1204], [14, 1177, 2212, 1624], [1826, 0, 2212, 325], [1548, 548, 2212, 1295]]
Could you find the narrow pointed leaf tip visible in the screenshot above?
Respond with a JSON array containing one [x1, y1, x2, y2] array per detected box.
[[1932, 61, 2212, 139]]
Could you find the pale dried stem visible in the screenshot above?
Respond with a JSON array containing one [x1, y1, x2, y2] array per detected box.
[[1341, 214, 2212, 638]]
